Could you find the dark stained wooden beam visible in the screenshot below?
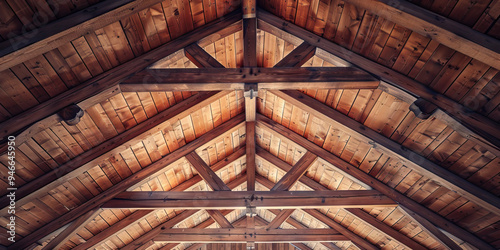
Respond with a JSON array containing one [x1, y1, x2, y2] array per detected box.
[[206, 210, 234, 228], [186, 152, 231, 191], [400, 206, 462, 250], [247, 121, 256, 191], [255, 176, 377, 250], [274, 42, 316, 68], [258, 149, 426, 250], [257, 9, 500, 155], [0, 0, 166, 72], [256, 114, 495, 250], [266, 209, 295, 229], [42, 208, 101, 250], [345, 208, 427, 250], [8, 114, 245, 250], [243, 0, 256, 67], [271, 152, 317, 191], [184, 43, 225, 68], [273, 89, 500, 218], [104, 190, 396, 209], [345, 0, 500, 69], [0, 91, 228, 215], [123, 67, 379, 84], [198, 21, 243, 47], [153, 229, 348, 242], [0, 10, 242, 145]]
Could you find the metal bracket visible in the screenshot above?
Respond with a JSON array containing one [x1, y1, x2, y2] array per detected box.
[[244, 83, 258, 99]]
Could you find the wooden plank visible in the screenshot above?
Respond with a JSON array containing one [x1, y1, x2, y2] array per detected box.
[[257, 8, 500, 156], [8, 114, 245, 249], [274, 42, 316, 68], [41, 208, 101, 250], [0, 10, 242, 145], [266, 209, 295, 229], [345, 0, 500, 70], [186, 152, 231, 191], [0, 0, 167, 72], [247, 121, 256, 191], [400, 206, 462, 250], [185, 43, 225, 68], [256, 114, 495, 250], [271, 152, 316, 191], [0, 91, 227, 214], [243, 0, 256, 67], [72, 210, 154, 250], [104, 190, 397, 208], [123, 67, 379, 84], [273, 89, 500, 218]]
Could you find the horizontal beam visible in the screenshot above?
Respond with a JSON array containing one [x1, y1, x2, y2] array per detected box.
[[121, 67, 378, 85], [153, 229, 348, 242], [104, 190, 396, 209]]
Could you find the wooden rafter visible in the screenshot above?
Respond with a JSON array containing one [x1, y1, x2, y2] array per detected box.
[[273, 42, 316, 68], [184, 43, 225, 68], [273, 89, 500, 217], [8, 114, 245, 249], [345, 0, 500, 70], [257, 9, 500, 155], [266, 209, 295, 229], [399, 206, 462, 250], [0, 91, 228, 214], [0, 9, 242, 146], [0, 0, 166, 72], [153, 228, 348, 242], [255, 175, 377, 250], [186, 152, 231, 191], [271, 151, 317, 191], [256, 114, 494, 250]]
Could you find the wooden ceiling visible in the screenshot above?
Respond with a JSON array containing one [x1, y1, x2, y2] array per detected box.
[[0, 0, 499, 249]]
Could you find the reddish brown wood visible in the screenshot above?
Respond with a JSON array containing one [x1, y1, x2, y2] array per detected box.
[[243, 18, 257, 67], [266, 209, 295, 229], [103, 190, 396, 208], [184, 43, 225, 68], [206, 210, 234, 228], [123, 67, 378, 84], [271, 151, 317, 191], [186, 152, 231, 191], [274, 42, 316, 67], [247, 121, 256, 191]]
